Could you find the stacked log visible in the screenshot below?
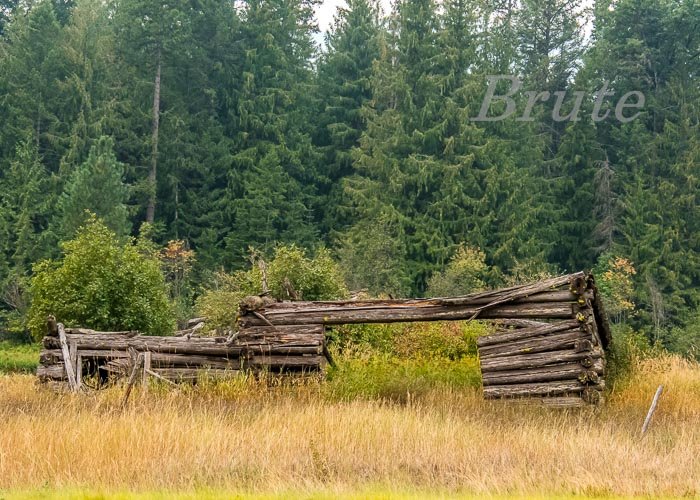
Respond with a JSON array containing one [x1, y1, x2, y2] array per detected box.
[[37, 323, 326, 388], [236, 271, 610, 406], [37, 271, 611, 406], [476, 275, 608, 406]]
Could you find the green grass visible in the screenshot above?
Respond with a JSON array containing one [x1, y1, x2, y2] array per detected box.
[[0, 340, 40, 373], [324, 355, 482, 402]]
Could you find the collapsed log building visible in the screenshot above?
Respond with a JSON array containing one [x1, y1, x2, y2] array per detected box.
[[37, 271, 611, 406]]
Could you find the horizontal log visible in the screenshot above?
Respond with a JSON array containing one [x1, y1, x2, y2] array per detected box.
[[484, 380, 605, 399], [480, 347, 604, 372], [249, 355, 324, 368], [65, 328, 139, 336], [239, 302, 576, 327], [150, 367, 240, 381], [478, 329, 591, 359], [482, 359, 606, 386], [43, 336, 243, 356], [37, 363, 66, 380], [477, 320, 580, 347], [492, 396, 589, 408]]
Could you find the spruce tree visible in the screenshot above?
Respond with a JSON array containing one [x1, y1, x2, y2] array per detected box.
[[55, 136, 131, 239]]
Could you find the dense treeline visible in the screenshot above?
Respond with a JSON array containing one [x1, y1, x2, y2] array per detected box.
[[0, 0, 697, 349]]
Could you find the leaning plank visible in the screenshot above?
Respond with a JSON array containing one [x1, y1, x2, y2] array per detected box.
[[480, 348, 604, 372], [57, 324, 79, 391]]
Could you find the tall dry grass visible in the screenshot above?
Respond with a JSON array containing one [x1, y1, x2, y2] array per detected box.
[[0, 355, 699, 497]]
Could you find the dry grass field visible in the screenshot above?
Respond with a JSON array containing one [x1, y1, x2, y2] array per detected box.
[[0, 354, 699, 499]]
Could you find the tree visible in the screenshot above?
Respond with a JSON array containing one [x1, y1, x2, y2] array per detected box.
[[28, 216, 173, 338], [55, 136, 131, 239], [315, 0, 382, 236], [114, 0, 195, 223]]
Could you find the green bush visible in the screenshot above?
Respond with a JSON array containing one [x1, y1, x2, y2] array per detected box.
[[426, 244, 489, 297], [196, 245, 348, 331], [324, 355, 482, 402], [27, 217, 173, 339], [329, 320, 490, 360]]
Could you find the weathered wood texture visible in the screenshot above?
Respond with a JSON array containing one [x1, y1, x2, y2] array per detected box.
[[37, 272, 610, 407]]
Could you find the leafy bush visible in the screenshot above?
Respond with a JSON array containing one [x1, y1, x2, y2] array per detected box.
[[27, 216, 173, 339], [426, 244, 489, 296], [196, 245, 348, 331], [329, 320, 490, 360], [593, 253, 637, 323]]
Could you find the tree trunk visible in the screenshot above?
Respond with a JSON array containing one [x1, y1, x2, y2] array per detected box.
[[146, 50, 161, 224]]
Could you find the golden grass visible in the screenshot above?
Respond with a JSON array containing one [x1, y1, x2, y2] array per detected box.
[[1, 355, 699, 498]]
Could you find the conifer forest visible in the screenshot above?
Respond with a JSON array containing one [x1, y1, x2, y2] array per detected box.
[[0, 0, 698, 353]]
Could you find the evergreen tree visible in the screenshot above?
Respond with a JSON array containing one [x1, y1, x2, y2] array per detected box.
[[315, 0, 382, 236], [55, 136, 131, 239]]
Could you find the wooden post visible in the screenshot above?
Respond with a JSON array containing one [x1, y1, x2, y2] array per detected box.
[[641, 385, 664, 435], [120, 353, 144, 410], [57, 323, 79, 392], [142, 351, 152, 386]]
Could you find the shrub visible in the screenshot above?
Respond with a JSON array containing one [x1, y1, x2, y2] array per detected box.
[[196, 245, 348, 331], [27, 216, 173, 339], [426, 244, 489, 297]]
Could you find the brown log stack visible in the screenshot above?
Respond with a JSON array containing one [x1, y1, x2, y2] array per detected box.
[[37, 272, 610, 407]]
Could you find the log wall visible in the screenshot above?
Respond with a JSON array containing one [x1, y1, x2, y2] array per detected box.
[[37, 272, 611, 406]]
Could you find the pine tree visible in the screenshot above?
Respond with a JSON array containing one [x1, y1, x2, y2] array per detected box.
[[55, 136, 131, 239], [315, 0, 382, 236]]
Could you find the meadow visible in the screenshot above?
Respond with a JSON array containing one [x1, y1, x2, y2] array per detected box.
[[0, 349, 698, 499]]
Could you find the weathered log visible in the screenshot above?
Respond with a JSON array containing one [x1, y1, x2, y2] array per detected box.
[[239, 301, 576, 327], [249, 355, 324, 368], [478, 329, 590, 359], [480, 347, 604, 372], [64, 328, 139, 336], [483, 380, 605, 399], [37, 363, 66, 381], [492, 319, 551, 329], [151, 367, 240, 380], [477, 320, 579, 347], [482, 359, 606, 386], [43, 335, 244, 356]]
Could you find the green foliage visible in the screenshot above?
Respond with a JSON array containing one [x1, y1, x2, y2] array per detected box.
[[196, 245, 349, 331], [426, 245, 489, 297], [593, 254, 637, 323], [56, 136, 131, 239], [0, 340, 39, 373], [324, 355, 482, 402], [27, 216, 173, 339], [330, 320, 490, 361], [605, 323, 655, 389]]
